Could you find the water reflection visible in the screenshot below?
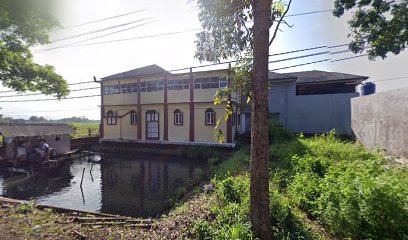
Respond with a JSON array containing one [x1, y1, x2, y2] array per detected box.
[[0, 153, 205, 218]]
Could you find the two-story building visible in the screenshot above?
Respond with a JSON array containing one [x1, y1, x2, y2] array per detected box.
[[100, 65, 238, 146]]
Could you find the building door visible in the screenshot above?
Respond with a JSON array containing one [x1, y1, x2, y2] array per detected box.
[[146, 110, 159, 140]]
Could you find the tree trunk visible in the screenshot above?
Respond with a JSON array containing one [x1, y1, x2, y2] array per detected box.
[[250, 0, 272, 239]]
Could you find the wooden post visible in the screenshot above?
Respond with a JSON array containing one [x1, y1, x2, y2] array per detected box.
[[137, 79, 142, 140], [80, 168, 85, 188], [163, 75, 168, 141], [189, 68, 195, 142]]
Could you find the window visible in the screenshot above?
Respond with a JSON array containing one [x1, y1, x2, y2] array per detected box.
[[140, 81, 147, 92], [173, 109, 183, 125], [131, 83, 138, 92], [219, 78, 228, 88], [157, 80, 165, 91], [130, 111, 137, 125], [104, 83, 138, 95], [146, 110, 159, 140], [194, 77, 228, 89], [147, 81, 157, 92], [205, 108, 216, 125], [106, 110, 117, 125], [103, 85, 120, 95], [120, 83, 132, 93], [168, 79, 189, 90]]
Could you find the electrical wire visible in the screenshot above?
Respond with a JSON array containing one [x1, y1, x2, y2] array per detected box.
[[1, 108, 99, 114], [0, 80, 98, 94], [0, 87, 100, 98], [51, 17, 153, 43], [0, 95, 101, 103], [51, 9, 146, 31], [35, 20, 156, 53], [45, 28, 201, 50]]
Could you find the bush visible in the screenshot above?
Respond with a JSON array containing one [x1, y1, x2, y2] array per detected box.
[[192, 176, 253, 240], [284, 132, 408, 239], [268, 118, 293, 144]]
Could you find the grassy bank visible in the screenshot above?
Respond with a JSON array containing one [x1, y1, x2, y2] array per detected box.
[[190, 131, 408, 239], [68, 123, 100, 138]]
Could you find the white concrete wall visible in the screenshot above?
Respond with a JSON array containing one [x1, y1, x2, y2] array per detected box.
[[352, 88, 408, 158]]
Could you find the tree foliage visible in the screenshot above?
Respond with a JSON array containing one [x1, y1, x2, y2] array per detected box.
[[334, 0, 408, 59], [0, 0, 69, 98]]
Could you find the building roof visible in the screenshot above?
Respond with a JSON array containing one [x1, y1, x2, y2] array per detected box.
[[102, 64, 169, 81], [268, 72, 297, 81], [288, 70, 368, 84], [0, 124, 75, 138]]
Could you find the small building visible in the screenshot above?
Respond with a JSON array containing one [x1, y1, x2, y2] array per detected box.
[[100, 64, 239, 147], [0, 123, 75, 162], [260, 70, 368, 135]]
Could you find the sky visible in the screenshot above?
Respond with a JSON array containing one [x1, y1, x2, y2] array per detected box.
[[1, 0, 407, 120]]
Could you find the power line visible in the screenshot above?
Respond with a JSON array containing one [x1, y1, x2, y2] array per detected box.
[[1, 108, 99, 114], [0, 80, 98, 94], [35, 20, 156, 53], [0, 94, 101, 103], [330, 54, 369, 63], [44, 28, 201, 50], [51, 9, 146, 31], [0, 87, 100, 98], [285, 9, 333, 18], [170, 43, 351, 72], [268, 51, 330, 64], [372, 76, 408, 83], [270, 59, 331, 71], [51, 17, 153, 43]]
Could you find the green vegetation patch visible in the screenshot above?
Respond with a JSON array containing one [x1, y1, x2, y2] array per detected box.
[[192, 128, 408, 239]]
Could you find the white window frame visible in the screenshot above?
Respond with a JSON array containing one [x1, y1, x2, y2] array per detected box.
[[130, 112, 137, 125], [205, 109, 216, 125]]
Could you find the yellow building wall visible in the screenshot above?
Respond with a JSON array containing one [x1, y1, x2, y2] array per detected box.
[[168, 91, 190, 103], [103, 106, 138, 140], [193, 102, 228, 143], [140, 92, 164, 104], [103, 93, 138, 106], [168, 103, 190, 141], [194, 89, 217, 103]]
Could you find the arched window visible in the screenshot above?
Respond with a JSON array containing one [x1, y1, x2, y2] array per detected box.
[[130, 110, 137, 125], [146, 110, 159, 140], [173, 109, 183, 125], [205, 108, 216, 126], [106, 110, 117, 125]]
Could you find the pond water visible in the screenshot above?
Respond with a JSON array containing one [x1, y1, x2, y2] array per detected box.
[[0, 153, 206, 218]]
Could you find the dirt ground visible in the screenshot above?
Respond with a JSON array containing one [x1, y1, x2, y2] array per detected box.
[[0, 193, 215, 240]]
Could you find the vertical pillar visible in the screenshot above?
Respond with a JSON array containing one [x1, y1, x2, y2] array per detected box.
[[227, 73, 233, 143], [189, 68, 195, 142], [163, 75, 168, 141], [137, 79, 142, 140], [100, 81, 104, 138]]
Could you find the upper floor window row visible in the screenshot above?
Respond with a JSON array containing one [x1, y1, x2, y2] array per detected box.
[[195, 77, 227, 89], [103, 84, 137, 95], [103, 77, 228, 95]]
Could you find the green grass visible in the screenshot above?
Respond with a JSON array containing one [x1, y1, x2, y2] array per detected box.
[[191, 129, 408, 239], [67, 122, 100, 138]]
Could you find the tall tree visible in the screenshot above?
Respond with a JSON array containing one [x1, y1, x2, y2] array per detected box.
[[0, 0, 69, 98], [334, 0, 408, 59], [195, 0, 291, 238]]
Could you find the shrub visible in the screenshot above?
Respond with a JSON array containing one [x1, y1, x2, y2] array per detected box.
[[268, 118, 293, 144], [215, 176, 249, 204], [15, 201, 36, 214], [284, 132, 408, 239]]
